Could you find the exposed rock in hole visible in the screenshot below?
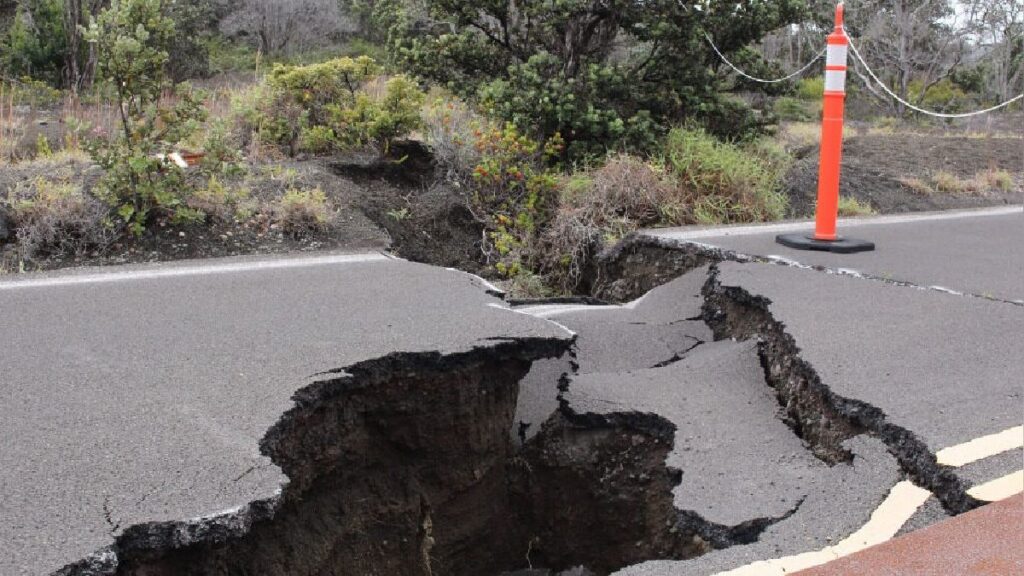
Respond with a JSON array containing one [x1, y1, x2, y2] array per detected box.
[[510, 413, 710, 574], [701, 265, 980, 514]]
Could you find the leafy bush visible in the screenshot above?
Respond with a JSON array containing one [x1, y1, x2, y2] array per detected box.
[[910, 79, 969, 113], [467, 123, 562, 277], [662, 127, 787, 224], [274, 187, 332, 236], [422, 95, 563, 278], [200, 118, 246, 176], [5, 177, 115, 259], [246, 57, 425, 157]]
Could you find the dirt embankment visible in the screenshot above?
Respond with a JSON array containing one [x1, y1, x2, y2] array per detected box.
[[784, 135, 1023, 216]]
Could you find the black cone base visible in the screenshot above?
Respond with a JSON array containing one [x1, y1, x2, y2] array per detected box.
[[775, 233, 875, 254]]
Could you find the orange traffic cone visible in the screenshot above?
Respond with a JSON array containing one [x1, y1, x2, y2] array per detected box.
[[777, 2, 875, 254]]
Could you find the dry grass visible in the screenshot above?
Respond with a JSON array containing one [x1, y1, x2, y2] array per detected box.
[[931, 170, 971, 193], [897, 176, 935, 195], [273, 186, 333, 236], [975, 168, 1015, 192], [0, 84, 25, 163], [542, 154, 676, 292], [777, 122, 855, 150], [3, 175, 116, 260]]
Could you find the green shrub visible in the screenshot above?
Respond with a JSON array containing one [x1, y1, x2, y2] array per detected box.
[[35, 134, 53, 158], [300, 125, 338, 154], [200, 118, 246, 176], [796, 77, 824, 101], [466, 123, 563, 278], [247, 57, 425, 157], [911, 79, 969, 113], [187, 176, 253, 222], [1, 0, 67, 85], [662, 127, 787, 224]]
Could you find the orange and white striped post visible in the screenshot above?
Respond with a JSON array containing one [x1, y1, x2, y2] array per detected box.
[[777, 2, 875, 254]]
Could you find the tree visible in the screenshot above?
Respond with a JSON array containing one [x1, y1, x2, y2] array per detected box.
[[221, 0, 353, 55], [968, 0, 1024, 102], [62, 0, 105, 91], [83, 0, 206, 234], [1, 0, 67, 84], [387, 0, 807, 159], [844, 0, 971, 116]]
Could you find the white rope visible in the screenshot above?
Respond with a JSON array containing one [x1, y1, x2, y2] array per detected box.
[[845, 30, 1024, 119], [704, 33, 826, 84]]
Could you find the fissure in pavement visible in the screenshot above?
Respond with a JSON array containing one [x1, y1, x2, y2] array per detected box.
[[700, 265, 981, 515]]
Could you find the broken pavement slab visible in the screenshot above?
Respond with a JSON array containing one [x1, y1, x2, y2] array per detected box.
[[514, 267, 712, 443], [615, 436, 898, 576], [0, 254, 572, 575], [562, 340, 863, 529]]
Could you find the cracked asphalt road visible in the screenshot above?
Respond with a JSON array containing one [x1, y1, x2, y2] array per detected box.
[[0, 253, 571, 575], [3, 207, 1021, 576], [646, 206, 1023, 303]]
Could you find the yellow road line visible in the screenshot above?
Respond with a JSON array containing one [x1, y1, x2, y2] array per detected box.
[[936, 426, 1023, 467], [712, 481, 931, 575], [711, 426, 1023, 576], [967, 470, 1024, 502]]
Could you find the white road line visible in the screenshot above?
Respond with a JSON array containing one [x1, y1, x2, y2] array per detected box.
[[712, 426, 1024, 576], [0, 252, 391, 291], [645, 206, 1022, 241], [936, 426, 1023, 467], [968, 471, 1024, 502]]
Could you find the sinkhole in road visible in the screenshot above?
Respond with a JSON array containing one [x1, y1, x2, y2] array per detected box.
[[107, 342, 709, 576]]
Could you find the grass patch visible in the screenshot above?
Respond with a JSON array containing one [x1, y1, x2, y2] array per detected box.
[[773, 97, 815, 121], [837, 196, 875, 217], [976, 168, 1015, 192], [663, 127, 788, 225]]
